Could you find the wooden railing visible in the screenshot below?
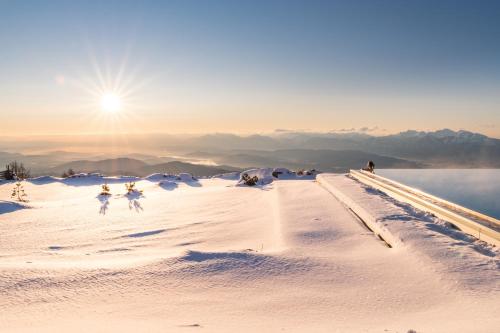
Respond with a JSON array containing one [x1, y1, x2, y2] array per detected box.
[[349, 169, 500, 247]]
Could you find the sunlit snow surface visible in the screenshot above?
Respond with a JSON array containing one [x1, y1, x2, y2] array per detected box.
[[0, 174, 499, 332]]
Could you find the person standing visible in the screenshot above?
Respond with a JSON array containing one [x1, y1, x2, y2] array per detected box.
[[362, 160, 375, 173]]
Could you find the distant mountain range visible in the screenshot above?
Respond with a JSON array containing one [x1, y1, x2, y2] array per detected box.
[[0, 151, 419, 176], [186, 149, 422, 172], [180, 129, 500, 168], [49, 158, 240, 177], [1, 129, 499, 176]]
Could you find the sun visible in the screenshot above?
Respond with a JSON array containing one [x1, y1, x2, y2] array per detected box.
[[100, 93, 121, 112]]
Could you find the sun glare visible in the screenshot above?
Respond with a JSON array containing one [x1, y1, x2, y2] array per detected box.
[[100, 93, 121, 112]]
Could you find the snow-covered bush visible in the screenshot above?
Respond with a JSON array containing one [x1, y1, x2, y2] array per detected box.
[[297, 169, 318, 176], [237, 168, 274, 186], [241, 173, 259, 186], [272, 168, 296, 179]]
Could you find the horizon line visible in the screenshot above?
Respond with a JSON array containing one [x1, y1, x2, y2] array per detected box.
[[0, 128, 497, 139]]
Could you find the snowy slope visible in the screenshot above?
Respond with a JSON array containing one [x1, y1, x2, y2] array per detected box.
[[0, 174, 498, 332]]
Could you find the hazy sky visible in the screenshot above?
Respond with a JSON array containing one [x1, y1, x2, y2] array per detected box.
[[1, 0, 499, 137]]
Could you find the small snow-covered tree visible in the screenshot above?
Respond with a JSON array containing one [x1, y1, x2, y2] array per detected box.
[[11, 181, 28, 202], [100, 183, 111, 196], [125, 182, 142, 194]]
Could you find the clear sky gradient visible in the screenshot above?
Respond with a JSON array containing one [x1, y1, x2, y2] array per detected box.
[[1, 0, 499, 137]]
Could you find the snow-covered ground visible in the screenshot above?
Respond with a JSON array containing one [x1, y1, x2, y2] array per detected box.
[[0, 173, 498, 332]]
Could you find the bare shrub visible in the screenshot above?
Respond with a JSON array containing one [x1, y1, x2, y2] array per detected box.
[[3, 161, 30, 180], [61, 168, 76, 178]]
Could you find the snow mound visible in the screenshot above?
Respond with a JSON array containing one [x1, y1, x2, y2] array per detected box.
[[147, 173, 199, 190], [62, 174, 141, 186], [211, 172, 241, 180], [104, 175, 141, 182], [144, 173, 178, 181], [146, 173, 197, 183], [68, 172, 104, 178], [29, 176, 60, 185], [0, 200, 29, 215], [176, 173, 197, 182], [61, 173, 104, 185], [158, 180, 178, 190], [28, 174, 145, 186]]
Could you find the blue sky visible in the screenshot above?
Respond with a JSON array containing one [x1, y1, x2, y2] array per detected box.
[[1, 0, 499, 136]]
